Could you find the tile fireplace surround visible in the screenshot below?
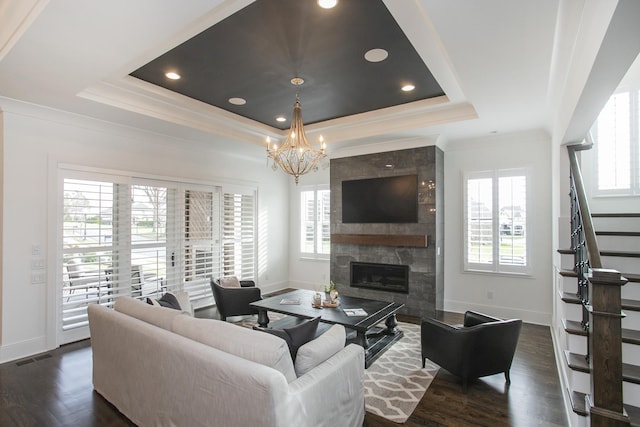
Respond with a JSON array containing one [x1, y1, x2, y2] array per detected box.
[[330, 146, 444, 319]]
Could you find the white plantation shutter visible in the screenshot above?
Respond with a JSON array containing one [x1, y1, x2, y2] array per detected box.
[[222, 190, 256, 280], [300, 187, 330, 257], [61, 177, 128, 339], [464, 170, 530, 274], [59, 167, 258, 343], [183, 188, 221, 308], [129, 183, 180, 301]]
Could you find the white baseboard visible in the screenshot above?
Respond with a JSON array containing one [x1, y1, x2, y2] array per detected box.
[[444, 299, 551, 325], [0, 335, 51, 364]]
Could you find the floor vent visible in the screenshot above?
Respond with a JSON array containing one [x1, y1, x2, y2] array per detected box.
[[16, 353, 53, 366]]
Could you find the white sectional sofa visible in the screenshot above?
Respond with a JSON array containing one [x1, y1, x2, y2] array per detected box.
[[88, 296, 365, 427]]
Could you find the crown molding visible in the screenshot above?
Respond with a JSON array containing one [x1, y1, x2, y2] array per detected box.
[[0, 0, 49, 62]]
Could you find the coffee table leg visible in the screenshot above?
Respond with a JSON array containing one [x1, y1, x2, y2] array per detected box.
[[257, 309, 269, 327], [355, 331, 370, 349], [385, 314, 399, 335]]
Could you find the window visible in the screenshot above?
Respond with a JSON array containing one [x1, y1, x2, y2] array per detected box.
[[222, 190, 256, 278], [59, 168, 256, 343], [464, 170, 529, 274], [592, 90, 640, 194], [300, 186, 330, 258]]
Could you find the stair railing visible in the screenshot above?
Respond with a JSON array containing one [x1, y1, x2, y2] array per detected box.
[[567, 142, 629, 426]]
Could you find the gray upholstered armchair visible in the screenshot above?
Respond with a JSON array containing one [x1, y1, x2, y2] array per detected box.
[[210, 277, 262, 321], [421, 311, 522, 392]]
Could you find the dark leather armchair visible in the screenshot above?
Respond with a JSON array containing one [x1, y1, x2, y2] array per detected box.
[[421, 311, 522, 392], [210, 277, 262, 321]]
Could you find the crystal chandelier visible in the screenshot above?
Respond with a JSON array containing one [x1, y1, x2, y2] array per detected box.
[[266, 77, 327, 184]]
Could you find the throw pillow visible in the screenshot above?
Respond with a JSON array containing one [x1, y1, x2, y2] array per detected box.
[[146, 292, 182, 311], [295, 324, 346, 376], [254, 316, 320, 360], [219, 276, 241, 288]]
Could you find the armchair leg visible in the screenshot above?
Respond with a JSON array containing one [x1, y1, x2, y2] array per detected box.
[[504, 370, 511, 384], [422, 357, 425, 369]]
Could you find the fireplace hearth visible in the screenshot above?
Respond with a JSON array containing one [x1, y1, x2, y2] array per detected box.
[[350, 262, 409, 294]]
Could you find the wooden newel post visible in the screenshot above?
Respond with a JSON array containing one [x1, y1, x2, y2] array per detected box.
[[587, 268, 630, 427]]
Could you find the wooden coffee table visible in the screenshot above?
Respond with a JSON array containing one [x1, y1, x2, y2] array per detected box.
[[250, 289, 404, 368]]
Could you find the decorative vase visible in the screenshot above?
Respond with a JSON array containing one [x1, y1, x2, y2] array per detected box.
[[330, 289, 339, 303], [325, 292, 331, 303], [313, 292, 322, 306]]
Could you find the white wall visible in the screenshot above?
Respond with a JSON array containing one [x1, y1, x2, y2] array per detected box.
[[0, 97, 290, 363], [444, 130, 553, 325]]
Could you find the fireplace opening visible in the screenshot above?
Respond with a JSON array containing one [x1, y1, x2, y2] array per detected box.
[[350, 262, 409, 294]]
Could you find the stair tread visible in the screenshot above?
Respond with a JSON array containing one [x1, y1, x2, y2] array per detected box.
[[563, 319, 587, 336], [564, 351, 640, 383], [600, 250, 640, 258], [560, 291, 581, 304], [596, 231, 640, 237], [571, 390, 640, 425], [592, 213, 640, 218], [627, 404, 640, 427], [564, 351, 589, 372], [623, 299, 640, 312], [624, 328, 640, 345], [559, 269, 640, 282], [570, 390, 587, 416]]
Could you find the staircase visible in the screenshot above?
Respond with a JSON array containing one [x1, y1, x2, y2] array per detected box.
[[556, 144, 640, 426]]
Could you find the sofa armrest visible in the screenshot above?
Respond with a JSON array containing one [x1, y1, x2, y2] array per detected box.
[[286, 344, 365, 427], [240, 280, 256, 287]]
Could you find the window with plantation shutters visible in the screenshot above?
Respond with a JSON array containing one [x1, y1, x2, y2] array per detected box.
[[62, 178, 122, 337], [464, 169, 530, 275], [60, 167, 258, 344], [300, 186, 330, 258], [222, 191, 256, 280], [592, 90, 640, 195], [183, 188, 221, 307]]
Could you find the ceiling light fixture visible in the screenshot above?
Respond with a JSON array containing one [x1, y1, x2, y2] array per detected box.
[[165, 72, 181, 80], [228, 97, 246, 105], [276, 116, 287, 123], [364, 48, 388, 63], [317, 0, 338, 9], [401, 84, 415, 92], [266, 77, 327, 184]]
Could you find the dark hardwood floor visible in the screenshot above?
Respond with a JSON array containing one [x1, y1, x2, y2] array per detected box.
[[0, 310, 568, 427]]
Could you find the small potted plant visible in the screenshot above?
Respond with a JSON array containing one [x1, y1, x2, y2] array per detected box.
[[324, 280, 338, 303]]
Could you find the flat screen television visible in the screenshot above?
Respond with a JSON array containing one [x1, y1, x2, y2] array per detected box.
[[342, 174, 418, 223]]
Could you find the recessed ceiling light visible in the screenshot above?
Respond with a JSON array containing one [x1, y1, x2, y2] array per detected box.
[[364, 48, 388, 63], [165, 72, 181, 80], [228, 97, 246, 105], [401, 84, 415, 92], [276, 116, 287, 122], [317, 0, 338, 9], [385, 164, 394, 169]]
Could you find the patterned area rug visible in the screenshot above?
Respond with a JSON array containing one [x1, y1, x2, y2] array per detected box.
[[364, 322, 439, 423], [231, 316, 438, 423]]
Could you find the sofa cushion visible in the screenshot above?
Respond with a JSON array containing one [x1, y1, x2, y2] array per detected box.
[[219, 276, 241, 288], [114, 296, 186, 331], [294, 324, 346, 376], [171, 315, 297, 383], [254, 317, 320, 360]]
